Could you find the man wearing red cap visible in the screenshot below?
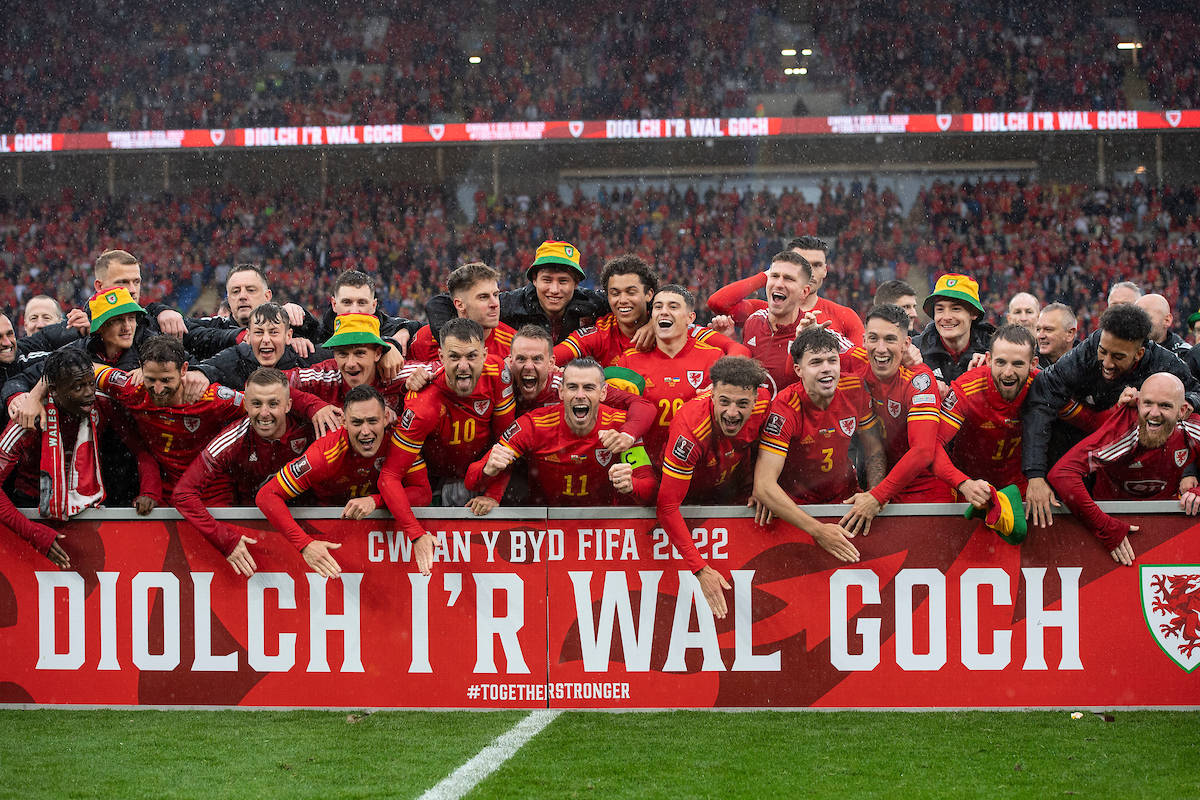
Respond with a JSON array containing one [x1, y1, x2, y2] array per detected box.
[[424, 240, 608, 344], [913, 273, 996, 391]]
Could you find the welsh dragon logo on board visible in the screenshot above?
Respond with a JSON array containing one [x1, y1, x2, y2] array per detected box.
[[1140, 565, 1200, 672]]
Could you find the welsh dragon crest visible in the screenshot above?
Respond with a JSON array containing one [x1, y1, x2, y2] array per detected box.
[[1141, 567, 1200, 672]]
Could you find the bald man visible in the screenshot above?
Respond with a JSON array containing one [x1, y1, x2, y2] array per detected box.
[[1107, 281, 1142, 308], [1035, 303, 1077, 367], [1135, 293, 1191, 359], [1049, 373, 1200, 566], [1005, 292, 1040, 334]]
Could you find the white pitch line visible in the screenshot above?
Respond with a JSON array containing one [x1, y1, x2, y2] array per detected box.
[[418, 709, 562, 800]]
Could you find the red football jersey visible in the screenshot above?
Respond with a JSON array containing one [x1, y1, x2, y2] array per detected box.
[[614, 337, 723, 464], [517, 367, 655, 442], [96, 366, 245, 500], [173, 414, 315, 556], [741, 308, 802, 394], [385, 355, 516, 487], [517, 369, 564, 415], [554, 314, 744, 367], [258, 426, 430, 550], [1050, 406, 1200, 549], [658, 387, 771, 571], [840, 346, 947, 503], [933, 365, 1030, 492], [708, 272, 864, 342], [811, 295, 865, 344], [0, 420, 54, 502], [0, 420, 56, 550], [409, 322, 516, 362], [0, 399, 116, 550], [758, 377, 878, 504], [287, 358, 409, 411], [468, 403, 656, 506]]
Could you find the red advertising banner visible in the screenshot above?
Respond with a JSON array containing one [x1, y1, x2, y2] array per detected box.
[[1, 110, 1197, 155], [0, 504, 1197, 709], [0, 509, 547, 709]]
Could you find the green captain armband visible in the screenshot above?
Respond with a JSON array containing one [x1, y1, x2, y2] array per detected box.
[[621, 446, 651, 469]]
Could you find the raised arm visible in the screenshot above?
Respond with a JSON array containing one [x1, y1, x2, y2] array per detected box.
[[707, 272, 768, 325]]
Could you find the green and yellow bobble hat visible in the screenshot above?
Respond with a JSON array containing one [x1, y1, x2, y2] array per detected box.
[[922, 273, 985, 319], [526, 240, 585, 282], [964, 484, 1028, 545], [604, 366, 652, 470], [1188, 309, 1200, 328], [89, 287, 146, 333], [322, 313, 393, 351]]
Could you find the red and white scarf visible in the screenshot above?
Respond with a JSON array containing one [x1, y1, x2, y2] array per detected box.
[[39, 399, 105, 520]]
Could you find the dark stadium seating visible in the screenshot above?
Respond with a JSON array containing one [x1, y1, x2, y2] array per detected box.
[[2, 1, 1196, 134], [0, 0, 788, 134], [815, 3, 1128, 113], [1139, 14, 1200, 111]]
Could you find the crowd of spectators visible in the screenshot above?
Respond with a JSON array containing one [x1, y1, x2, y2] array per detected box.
[[0, 0, 786, 134], [5, 1, 1199, 135], [813, 1, 1127, 113], [2, 176, 1197, 339], [909, 178, 1200, 334], [1139, 14, 1200, 111]]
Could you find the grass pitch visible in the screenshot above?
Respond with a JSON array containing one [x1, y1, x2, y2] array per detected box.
[[1, 709, 1198, 799]]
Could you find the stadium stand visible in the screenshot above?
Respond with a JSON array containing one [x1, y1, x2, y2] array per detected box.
[[3, 1, 1197, 134], [1139, 14, 1200, 111], [814, 2, 1128, 113], [0, 0, 791, 133], [2, 178, 1197, 339]]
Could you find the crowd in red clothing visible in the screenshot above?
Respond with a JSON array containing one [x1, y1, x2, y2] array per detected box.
[[0, 0, 786, 135], [4, 1, 1198, 136], [1140, 14, 1200, 112], [815, 1, 1127, 114], [3, 177, 1199, 338]]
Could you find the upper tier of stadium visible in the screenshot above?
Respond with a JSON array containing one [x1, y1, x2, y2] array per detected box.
[[2, 1, 1196, 135]]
